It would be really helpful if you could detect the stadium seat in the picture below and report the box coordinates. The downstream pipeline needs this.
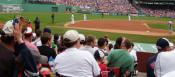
[101,71,109,77]
[107,67,120,77]
[39,64,52,77]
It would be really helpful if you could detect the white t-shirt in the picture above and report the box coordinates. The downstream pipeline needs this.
[130,49,137,61]
[79,45,96,55]
[155,50,175,77]
[163,71,175,77]
[32,38,42,46]
[54,48,100,77]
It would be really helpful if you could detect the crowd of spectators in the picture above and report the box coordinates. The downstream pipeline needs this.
[55,0,175,17]
[141,7,175,18]
[56,0,137,14]
[1,14,175,77]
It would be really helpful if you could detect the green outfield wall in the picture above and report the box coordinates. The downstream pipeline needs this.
[0,0,80,12]
[0,0,23,4]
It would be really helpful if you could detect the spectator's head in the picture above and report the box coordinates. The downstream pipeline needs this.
[114,37,132,50]
[85,35,96,48]
[63,30,80,48]
[97,37,108,49]
[79,34,85,45]
[156,38,171,52]
[94,50,105,63]
[114,37,123,49]
[41,32,52,47]
[43,27,51,34]
[23,27,33,42]
[108,44,113,51]
[35,29,42,38]
[1,20,15,45]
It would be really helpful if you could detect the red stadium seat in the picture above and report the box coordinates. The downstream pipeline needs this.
[101,71,109,77]
[107,67,120,77]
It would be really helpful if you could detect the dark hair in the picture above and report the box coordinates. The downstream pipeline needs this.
[63,38,78,48]
[123,39,132,49]
[114,37,123,49]
[54,34,59,45]
[114,37,132,49]
[80,40,85,45]
[85,35,96,46]
[108,44,113,51]
[41,33,52,45]
[156,38,170,51]
[43,28,51,34]
[94,50,102,61]
[36,30,42,37]
[98,38,107,47]
[1,35,14,44]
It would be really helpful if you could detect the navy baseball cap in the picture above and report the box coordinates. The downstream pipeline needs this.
[43,27,51,33]
[156,38,170,50]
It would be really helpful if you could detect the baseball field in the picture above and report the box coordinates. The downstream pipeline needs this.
[0,12,175,43]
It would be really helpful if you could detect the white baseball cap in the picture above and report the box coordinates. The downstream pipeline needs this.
[63,30,80,42]
[2,20,14,35]
[79,34,85,41]
[24,27,32,34]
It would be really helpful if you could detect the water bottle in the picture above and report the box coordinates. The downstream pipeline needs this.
[48,56,55,73]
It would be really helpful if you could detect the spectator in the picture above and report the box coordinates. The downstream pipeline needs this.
[97,37,108,56]
[147,38,172,77]
[54,30,100,77]
[43,27,52,34]
[107,37,134,77]
[34,17,40,32]
[0,42,15,77]
[108,43,114,52]
[94,49,107,72]
[23,27,48,64]
[32,29,42,46]
[79,33,86,47]
[155,38,175,77]
[0,20,38,77]
[80,35,96,55]
[38,32,56,59]
[129,43,137,62]
[114,36,123,49]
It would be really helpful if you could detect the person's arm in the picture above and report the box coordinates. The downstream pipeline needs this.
[92,58,101,77]
[107,51,113,67]
[16,43,38,76]
[88,52,101,77]
[14,23,38,76]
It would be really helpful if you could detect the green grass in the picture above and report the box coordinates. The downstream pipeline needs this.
[149,23,175,31]
[0,12,175,43]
